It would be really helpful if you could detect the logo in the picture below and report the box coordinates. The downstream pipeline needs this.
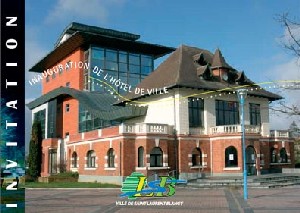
[120,172,187,199]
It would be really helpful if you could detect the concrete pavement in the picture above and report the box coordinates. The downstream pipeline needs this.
[25,185,300,213]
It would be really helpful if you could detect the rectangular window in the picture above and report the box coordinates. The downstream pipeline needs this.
[66,104,70,112]
[249,103,261,125]
[66,61,72,71]
[216,100,239,126]
[66,82,70,87]
[46,75,50,82]
[59,66,63,74]
[188,98,204,127]
[48,149,57,174]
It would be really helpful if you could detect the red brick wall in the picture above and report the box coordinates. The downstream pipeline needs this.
[178,138,210,174]
[62,97,79,138]
[42,48,84,94]
[40,138,59,177]
[48,130,296,178]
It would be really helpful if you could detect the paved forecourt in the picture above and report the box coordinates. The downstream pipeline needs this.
[25,186,300,213]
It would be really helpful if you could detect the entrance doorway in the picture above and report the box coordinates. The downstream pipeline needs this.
[246,146,257,176]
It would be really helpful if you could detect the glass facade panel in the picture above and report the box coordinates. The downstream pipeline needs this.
[89,46,153,94]
[128,77,139,86]
[129,64,140,74]
[92,48,104,60]
[119,63,128,72]
[106,50,117,61]
[141,66,152,75]
[141,55,152,66]
[119,52,127,63]
[106,61,118,71]
[78,104,119,133]
[129,54,140,65]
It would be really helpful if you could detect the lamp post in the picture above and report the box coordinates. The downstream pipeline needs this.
[237,89,248,200]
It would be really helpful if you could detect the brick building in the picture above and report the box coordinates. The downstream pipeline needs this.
[27,23,295,184]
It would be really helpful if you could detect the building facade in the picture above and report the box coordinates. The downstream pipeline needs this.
[27,23,295,184]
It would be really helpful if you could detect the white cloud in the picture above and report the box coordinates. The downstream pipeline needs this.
[264,58,300,129]
[45,0,126,24]
[25,26,47,100]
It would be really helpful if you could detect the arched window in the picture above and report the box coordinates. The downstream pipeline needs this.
[192,148,202,166]
[270,148,277,163]
[225,146,238,167]
[107,148,115,168]
[150,147,163,167]
[138,146,144,167]
[87,150,96,168]
[280,148,288,163]
[72,152,78,168]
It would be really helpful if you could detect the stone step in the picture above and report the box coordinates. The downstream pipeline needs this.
[187,182,300,189]
[187,175,300,189]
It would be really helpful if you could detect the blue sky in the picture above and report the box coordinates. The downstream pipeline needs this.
[25,0,300,134]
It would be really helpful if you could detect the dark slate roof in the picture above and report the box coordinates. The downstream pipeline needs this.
[118,45,282,103]
[211,48,232,69]
[27,87,147,121]
[55,22,140,47]
[30,23,175,73]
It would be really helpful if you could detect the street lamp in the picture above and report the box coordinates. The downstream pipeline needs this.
[237,89,248,200]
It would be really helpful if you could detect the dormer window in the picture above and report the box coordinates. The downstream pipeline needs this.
[222,72,228,81]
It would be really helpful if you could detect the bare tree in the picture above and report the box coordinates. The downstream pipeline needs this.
[270,14,300,117]
[271,100,300,116]
[277,13,300,58]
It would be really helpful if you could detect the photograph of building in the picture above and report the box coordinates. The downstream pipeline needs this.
[27,23,295,184]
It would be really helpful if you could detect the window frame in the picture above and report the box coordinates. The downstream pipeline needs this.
[150,147,163,167]
[72,152,78,168]
[216,100,239,126]
[138,146,144,167]
[249,103,261,126]
[188,98,204,127]
[225,146,238,167]
[191,148,202,166]
[280,148,288,163]
[87,150,96,168]
[107,148,115,168]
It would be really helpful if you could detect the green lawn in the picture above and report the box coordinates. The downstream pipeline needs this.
[23,182,121,188]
